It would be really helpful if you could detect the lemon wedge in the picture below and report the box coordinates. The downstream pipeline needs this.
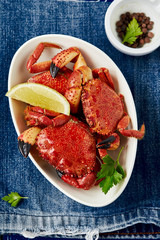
[6,83,70,115]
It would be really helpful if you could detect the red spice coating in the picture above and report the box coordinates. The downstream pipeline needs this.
[36,117,96,177]
[82,79,124,135]
[28,67,72,95]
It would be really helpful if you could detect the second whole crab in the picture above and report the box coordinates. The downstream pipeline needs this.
[18,42,145,191]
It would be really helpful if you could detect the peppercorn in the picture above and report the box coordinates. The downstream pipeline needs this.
[116,12,154,48]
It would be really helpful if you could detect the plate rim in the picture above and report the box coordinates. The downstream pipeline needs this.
[8,34,138,207]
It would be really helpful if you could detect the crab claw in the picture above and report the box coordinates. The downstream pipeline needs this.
[97,133,120,159]
[27,42,61,73]
[18,140,31,158]
[50,62,60,78]
[51,47,82,78]
[96,135,116,149]
[18,127,41,157]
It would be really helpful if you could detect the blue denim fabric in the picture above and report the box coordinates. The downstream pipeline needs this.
[3,224,160,239]
[0,0,160,239]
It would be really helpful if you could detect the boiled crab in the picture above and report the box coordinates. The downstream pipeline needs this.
[18,106,100,190]
[18,42,145,190]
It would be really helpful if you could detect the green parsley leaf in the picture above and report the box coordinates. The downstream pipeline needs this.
[113,170,123,185]
[100,176,114,194]
[116,163,126,178]
[97,155,115,180]
[97,147,126,194]
[122,18,143,45]
[2,192,28,207]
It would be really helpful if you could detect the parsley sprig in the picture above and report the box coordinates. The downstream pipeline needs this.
[122,18,143,45]
[2,192,28,207]
[97,147,126,194]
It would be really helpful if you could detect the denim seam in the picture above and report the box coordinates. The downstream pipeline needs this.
[99,217,160,234]
[101,232,160,236]
[0,207,160,217]
[1,208,160,232]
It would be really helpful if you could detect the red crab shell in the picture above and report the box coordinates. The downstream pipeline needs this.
[81,78,124,135]
[18,106,100,190]
[36,117,97,179]
[28,66,72,95]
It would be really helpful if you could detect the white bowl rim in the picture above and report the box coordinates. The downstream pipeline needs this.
[105,0,160,56]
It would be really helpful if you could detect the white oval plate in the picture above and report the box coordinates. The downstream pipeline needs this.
[8,34,138,207]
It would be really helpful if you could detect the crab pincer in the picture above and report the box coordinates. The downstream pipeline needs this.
[96,135,116,149]
[50,62,60,78]
[27,42,61,73]
[18,106,71,158]
[18,127,41,158]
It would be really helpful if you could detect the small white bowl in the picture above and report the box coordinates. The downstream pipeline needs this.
[105,0,160,56]
[8,34,138,207]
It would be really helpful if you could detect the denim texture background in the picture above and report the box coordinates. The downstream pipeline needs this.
[0,0,160,239]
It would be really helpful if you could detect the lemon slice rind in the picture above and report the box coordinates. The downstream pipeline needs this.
[6,83,70,116]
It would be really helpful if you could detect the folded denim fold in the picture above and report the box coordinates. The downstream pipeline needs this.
[1,208,160,238]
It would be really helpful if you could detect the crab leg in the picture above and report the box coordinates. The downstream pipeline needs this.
[51,47,92,113]
[52,114,71,127]
[92,68,115,90]
[25,106,71,128]
[27,42,61,73]
[26,106,60,117]
[117,115,145,139]
[24,106,60,127]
